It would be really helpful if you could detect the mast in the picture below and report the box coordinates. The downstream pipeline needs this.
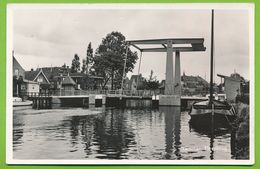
[209,9,214,105]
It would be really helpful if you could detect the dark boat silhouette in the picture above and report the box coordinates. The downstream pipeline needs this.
[189,10,237,129]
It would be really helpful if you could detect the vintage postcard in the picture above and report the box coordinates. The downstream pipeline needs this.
[6,3,254,165]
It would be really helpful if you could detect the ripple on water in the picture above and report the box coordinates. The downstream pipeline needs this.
[13,106,234,160]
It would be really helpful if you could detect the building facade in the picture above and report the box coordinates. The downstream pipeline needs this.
[13,56,40,97]
[217,73,246,102]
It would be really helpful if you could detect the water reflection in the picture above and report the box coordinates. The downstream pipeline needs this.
[62,109,136,159]
[189,117,232,160]
[13,104,234,160]
[160,107,181,159]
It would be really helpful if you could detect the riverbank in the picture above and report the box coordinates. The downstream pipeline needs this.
[233,102,249,159]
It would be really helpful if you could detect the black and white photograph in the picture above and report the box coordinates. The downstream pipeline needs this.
[7,4,254,165]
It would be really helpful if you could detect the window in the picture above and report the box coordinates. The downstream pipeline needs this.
[37,76,43,83]
[15,69,19,76]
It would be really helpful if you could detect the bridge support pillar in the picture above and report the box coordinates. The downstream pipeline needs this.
[159,95,181,106]
[165,40,174,95]
[174,51,181,96]
[160,41,181,106]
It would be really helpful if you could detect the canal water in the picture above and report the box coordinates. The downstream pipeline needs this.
[13,102,235,160]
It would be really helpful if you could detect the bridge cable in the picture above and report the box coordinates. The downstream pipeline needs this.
[136,51,143,90]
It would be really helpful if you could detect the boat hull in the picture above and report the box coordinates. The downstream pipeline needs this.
[190,111,235,129]
[189,100,236,129]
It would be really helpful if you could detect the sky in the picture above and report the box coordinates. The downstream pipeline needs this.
[11,5,252,83]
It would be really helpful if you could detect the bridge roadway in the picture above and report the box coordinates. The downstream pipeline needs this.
[24,90,208,109]
[25,90,208,101]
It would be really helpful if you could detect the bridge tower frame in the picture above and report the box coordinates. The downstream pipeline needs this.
[125,38,206,106]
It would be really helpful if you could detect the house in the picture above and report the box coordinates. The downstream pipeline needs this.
[61,75,76,91]
[13,57,25,96]
[217,73,246,102]
[159,73,209,96]
[13,56,25,79]
[25,68,50,92]
[181,73,209,96]
[21,80,40,94]
[127,74,145,90]
[66,72,103,90]
[25,66,103,92]
[13,56,40,96]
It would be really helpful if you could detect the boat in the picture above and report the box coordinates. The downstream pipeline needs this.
[190,99,236,128]
[189,10,237,129]
[206,93,227,102]
[13,97,33,107]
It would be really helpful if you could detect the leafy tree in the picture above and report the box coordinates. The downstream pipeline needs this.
[145,70,160,90]
[91,31,138,89]
[71,54,80,73]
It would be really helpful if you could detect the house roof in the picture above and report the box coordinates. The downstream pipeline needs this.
[159,75,208,89]
[25,70,40,81]
[23,79,39,84]
[26,67,70,82]
[217,74,242,82]
[62,75,76,86]
[25,69,50,84]
[41,67,67,80]
[13,57,25,73]
[26,66,103,83]
[34,69,50,83]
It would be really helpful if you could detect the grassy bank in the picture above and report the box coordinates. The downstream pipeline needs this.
[232,102,249,159]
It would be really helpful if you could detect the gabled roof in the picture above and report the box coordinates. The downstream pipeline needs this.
[25,69,50,84]
[217,74,241,82]
[41,67,67,80]
[26,66,103,83]
[34,69,50,84]
[62,75,76,86]
[13,57,25,72]
[25,70,40,81]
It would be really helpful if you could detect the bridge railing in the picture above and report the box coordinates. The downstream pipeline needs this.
[20,92,51,98]
[22,89,161,97]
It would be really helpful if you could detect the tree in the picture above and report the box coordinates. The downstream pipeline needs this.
[82,42,94,74]
[91,31,138,89]
[62,63,67,68]
[86,42,94,74]
[145,70,160,90]
[81,59,86,73]
[71,54,80,73]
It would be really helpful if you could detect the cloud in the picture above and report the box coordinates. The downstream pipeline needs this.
[12,6,251,82]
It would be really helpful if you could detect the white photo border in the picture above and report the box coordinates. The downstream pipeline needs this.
[6,3,255,165]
